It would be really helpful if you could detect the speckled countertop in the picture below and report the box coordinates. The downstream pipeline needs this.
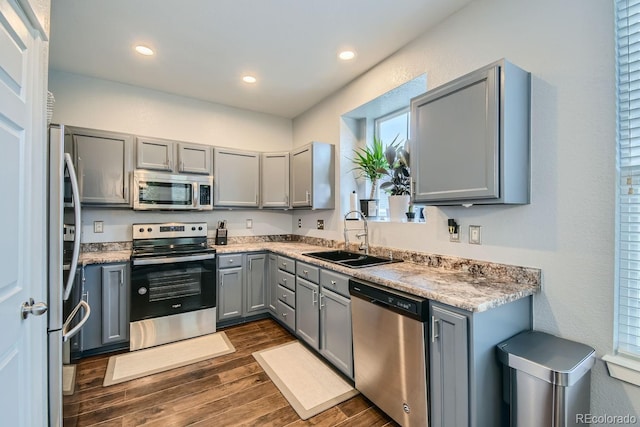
[79,239,541,313]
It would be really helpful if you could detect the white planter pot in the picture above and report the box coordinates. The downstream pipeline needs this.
[388,195,410,222]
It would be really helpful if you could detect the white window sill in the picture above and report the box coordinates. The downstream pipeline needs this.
[602,354,640,387]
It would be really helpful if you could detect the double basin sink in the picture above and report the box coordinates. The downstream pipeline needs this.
[303,250,402,269]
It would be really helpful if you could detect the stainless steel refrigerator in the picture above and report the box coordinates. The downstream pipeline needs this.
[48,124,91,426]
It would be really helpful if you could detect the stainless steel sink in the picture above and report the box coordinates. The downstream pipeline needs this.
[303,250,402,268]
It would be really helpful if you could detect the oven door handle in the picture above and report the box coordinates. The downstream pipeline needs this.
[132,253,217,266]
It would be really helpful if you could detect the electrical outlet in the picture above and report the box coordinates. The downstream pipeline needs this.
[93,221,104,233]
[469,225,482,244]
[317,219,324,230]
[246,219,253,229]
[298,218,302,228]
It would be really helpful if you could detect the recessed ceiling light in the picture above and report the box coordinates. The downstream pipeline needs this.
[242,75,257,84]
[135,45,154,56]
[338,50,356,61]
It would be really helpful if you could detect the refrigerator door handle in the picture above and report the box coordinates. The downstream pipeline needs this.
[62,300,91,342]
[63,153,82,301]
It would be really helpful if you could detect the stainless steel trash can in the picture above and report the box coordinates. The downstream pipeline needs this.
[497,331,596,427]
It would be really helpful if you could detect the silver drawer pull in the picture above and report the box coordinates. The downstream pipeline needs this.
[228,259,234,263]
[331,280,337,285]
[282,262,287,267]
[282,294,287,299]
[282,312,287,318]
[303,270,309,275]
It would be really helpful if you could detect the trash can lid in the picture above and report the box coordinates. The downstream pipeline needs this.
[496,330,596,387]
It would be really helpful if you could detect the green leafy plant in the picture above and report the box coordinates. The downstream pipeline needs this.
[380,136,411,196]
[350,136,390,199]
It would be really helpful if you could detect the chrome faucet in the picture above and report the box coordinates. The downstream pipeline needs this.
[344,210,369,254]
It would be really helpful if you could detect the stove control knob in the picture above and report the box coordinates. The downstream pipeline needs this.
[198,226,203,231]
[139,227,144,233]
[192,226,196,231]
[138,287,147,295]
[147,227,152,232]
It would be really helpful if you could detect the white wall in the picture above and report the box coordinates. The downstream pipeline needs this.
[49,70,295,242]
[293,0,639,418]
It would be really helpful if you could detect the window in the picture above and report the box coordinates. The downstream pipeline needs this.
[374,108,410,218]
[607,0,640,385]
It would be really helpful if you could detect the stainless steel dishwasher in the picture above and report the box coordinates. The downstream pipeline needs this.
[349,279,430,426]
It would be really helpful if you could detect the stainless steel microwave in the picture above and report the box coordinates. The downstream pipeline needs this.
[132,170,213,210]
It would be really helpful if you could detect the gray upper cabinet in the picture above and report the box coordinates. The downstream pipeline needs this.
[178,142,212,174]
[136,136,174,171]
[410,59,530,205]
[261,152,290,208]
[136,136,212,175]
[69,126,134,205]
[290,142,335,209]
[214,148,260,207]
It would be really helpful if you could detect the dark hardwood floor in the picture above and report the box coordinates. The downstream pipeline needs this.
[63,318,399,426]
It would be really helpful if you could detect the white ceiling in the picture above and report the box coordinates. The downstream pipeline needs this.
[49,0,472,119]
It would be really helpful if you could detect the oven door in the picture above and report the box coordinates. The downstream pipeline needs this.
[130,254,216,322]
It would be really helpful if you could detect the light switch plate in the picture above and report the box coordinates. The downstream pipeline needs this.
[469,225,481,244]
[246,219,253,229]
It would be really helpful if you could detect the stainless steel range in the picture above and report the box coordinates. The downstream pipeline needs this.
[130,222,216,351]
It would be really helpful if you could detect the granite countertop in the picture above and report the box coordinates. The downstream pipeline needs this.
[80,241,540,313]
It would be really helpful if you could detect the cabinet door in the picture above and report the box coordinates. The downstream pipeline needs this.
[78,265,102,352]
[218,267,243,320]
[295,278,319,350]
[245,253,267,314]
[268,254,278,313]
[320,288,353,378]
[214,148,260,207]
[73,128,134,205]
[178,142,212,175]
[261,152,290,208]
[290,145,312,207]
[101,264,129,345]
[430,302,469,427]
[136,136,174,171]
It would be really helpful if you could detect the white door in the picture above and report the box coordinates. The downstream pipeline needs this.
[0,0,50,426]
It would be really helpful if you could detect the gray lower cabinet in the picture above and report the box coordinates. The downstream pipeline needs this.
[295,263,353,378]
[73,263,129,353]
[429,297,532,427]
[274,256,296,331]
[68,126,134,205]
[268,254,279,314]
[245,253,267,314]
[217,252,268,322]
[217,254,243,321]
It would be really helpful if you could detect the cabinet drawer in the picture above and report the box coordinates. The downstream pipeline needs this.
[278,256,295,274]
[277,284,295,308]
[320,269,350,298]
[296,261,319,284]
[218,254,243,268]
[278,270,295,291]
[276,300,295,331]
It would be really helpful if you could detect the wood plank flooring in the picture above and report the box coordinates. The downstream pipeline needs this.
[63,318,399,427]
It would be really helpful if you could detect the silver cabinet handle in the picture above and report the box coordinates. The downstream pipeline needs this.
[431,316,440,343]
[21,298,48,319]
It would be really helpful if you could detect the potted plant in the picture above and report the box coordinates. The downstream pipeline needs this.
[380,137,411,221]
[350,136,390,217]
